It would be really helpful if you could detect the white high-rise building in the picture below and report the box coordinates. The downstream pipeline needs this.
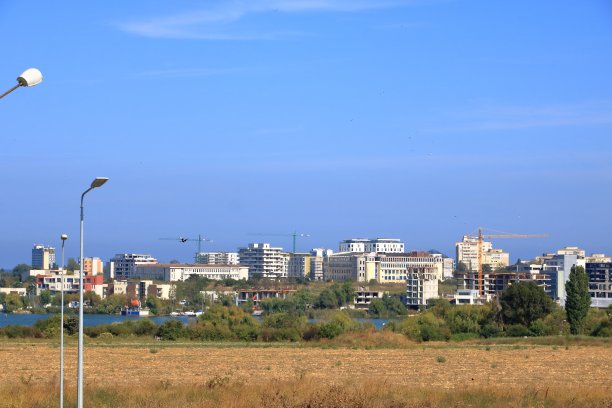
[339,238,404,253]
[238,243,288,279]
[108,253,158,280]
[32,245,55,270]
[195,252,239,265]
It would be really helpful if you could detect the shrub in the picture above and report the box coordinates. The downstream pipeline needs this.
[504,324,532,337]
[480,323,501,338]
[0,325,43,339]
[157,319,188,341]
[393,313,450,342]
[319,321,344,339]
[261,327,302,342]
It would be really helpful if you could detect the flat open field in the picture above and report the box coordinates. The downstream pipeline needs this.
[1,339,610,407]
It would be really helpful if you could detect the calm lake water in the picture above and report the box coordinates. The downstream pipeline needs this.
[0,314,389,330]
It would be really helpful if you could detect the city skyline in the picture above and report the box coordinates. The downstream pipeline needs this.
[2,1,612,267]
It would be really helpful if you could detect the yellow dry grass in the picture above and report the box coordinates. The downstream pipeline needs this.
[0,340,610,407]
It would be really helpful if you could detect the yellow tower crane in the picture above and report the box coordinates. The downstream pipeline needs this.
[465,227,548,295]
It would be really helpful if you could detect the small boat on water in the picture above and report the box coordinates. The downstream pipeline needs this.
[121,299,150,316]
[121,308,150,316]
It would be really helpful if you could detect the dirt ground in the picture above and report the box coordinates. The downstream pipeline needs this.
[1,341,610,391]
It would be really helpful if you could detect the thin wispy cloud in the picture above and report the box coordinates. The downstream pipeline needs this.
[424,101,612,133]
[117,0,431,40]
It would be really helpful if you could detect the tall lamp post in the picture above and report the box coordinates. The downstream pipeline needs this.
[60,233,68,408]
[0,68,43,100]
[78,177,109,408]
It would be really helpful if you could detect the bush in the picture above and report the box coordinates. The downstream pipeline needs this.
[479,323,501,338]
[392,313,450,342]
[189,305,261,341]
[0,325,43,339]
[504,324,532,337]
[591,317,612,337]
[319,321,344,339]
[261,327,302,342]
[157,319,188,341]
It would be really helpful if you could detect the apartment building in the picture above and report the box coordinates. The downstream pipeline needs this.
[108,253,158,280]
[83,257,103,276]
[195,252,239,265]
[105,280,174,301]
[35,272,105,298]
[455,236,509,272]
[287,252,311,278]
[339,238,405,253]
[237,243,289,279]
[32,245,55,270]
[586,262,612,308]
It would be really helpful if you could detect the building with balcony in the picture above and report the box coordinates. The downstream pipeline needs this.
[108,253,158,280]
[339,238,405,253]
[237,243,289,279]
[586,262,612,308]
[195,252,239,265]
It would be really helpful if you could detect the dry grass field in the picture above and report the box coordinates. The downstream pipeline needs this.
[0,336,610,407]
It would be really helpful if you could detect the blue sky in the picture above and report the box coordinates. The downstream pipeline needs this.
[1,1,612,267]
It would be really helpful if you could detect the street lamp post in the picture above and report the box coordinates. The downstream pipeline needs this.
[77,177,109,408]
[0,68,43,100]
[59,233,68,408]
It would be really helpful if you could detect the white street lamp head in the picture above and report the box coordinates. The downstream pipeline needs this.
[90,177,109,188]
[61,234,68,241]
[17,68,43,87]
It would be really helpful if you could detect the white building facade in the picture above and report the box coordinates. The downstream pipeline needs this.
[133,264,248,282]
[195,252,239,265]
[237,243,288,278]
[339,238,405,253]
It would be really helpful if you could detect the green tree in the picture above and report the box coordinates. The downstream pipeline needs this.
[12,264,31,274]
[565,265,591,335]
[3,292,24,312]
[316,288,338,309]
[39,290,52,306]
[84,291,102,308]
[66,258,80,272]
[96,294,128,314]
[499,281,554,327]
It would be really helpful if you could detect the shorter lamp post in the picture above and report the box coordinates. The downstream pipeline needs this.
[0,68,43,100]
[60,233,68,408]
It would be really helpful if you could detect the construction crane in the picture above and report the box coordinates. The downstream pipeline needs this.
[159,234,213,262]
[247,231,310,253]
[465,227,548,295]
